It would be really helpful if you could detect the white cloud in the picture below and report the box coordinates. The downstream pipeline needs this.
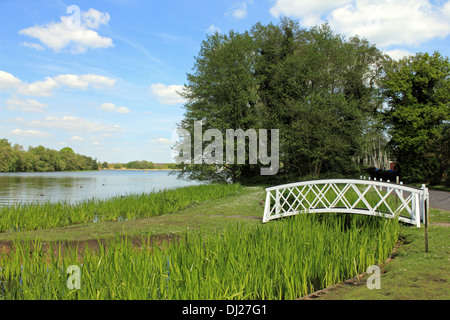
[70,135,84,141]
[11,129,51,137]
[207,25,221,34]
[0,71,22,91]
[270,0,351,18]
[18,9,113,54]
[150,83,186,105]
[80,74,116,88]
[2,117,26,123]
[82,8,110,29]
[53,74,89,89]
[227,2,248,19]
[384,49,414,61]
[269,0,450,48]
[103,133,115,138]
[329,0,450,47]
[5,96,48,112]
[53,74,115,90]
[149,138,172,144]
[100,102,130,114]
[0,71,115,97]
[21,42,45,50]
[29,116,125,134]
[17,76,59,97]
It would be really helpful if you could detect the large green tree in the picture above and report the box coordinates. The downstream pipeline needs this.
[175,19,386,183]
[253,21,385,179]
[382,52,450,182]
[175,30,260,183]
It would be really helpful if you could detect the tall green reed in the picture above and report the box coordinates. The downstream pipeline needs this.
[1,212,399,300]
[0,184,241,233]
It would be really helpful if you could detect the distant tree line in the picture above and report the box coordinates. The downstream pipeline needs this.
[174,18,450,185]
[0,139,99,172]
[104,161,177,170]
[125,160,155,169]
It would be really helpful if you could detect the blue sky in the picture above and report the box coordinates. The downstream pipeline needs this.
[1,0,449,163]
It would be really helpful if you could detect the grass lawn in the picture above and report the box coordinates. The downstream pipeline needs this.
[0,185,448,300]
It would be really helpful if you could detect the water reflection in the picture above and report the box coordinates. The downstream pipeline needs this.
[0,170,198,207]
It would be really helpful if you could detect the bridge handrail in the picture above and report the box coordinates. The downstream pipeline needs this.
[266,178,423,193]
[263,178,428,227]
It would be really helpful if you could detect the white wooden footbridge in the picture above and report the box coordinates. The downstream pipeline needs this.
[263,179,429,227]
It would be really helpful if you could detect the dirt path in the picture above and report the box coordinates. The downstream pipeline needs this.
[0,234,180,258]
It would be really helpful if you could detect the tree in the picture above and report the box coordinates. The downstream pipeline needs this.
[175,29,259,183]
[0,140,100,172]
[253,22,385,179]
[174,19,386,184]
[382,52,450,182]
[0,139,17,172]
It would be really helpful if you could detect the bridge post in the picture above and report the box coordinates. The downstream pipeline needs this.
[413,193,421,227]
[275,189,281,216]
[263,191,271,223]
[422,184,429,253]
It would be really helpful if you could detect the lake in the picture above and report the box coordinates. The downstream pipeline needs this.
[0,170,200,207]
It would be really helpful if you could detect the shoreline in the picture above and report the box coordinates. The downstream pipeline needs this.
[0,168,181,173]
[101,168,180,171]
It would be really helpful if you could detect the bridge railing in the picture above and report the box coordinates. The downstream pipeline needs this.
[263,179,428,227]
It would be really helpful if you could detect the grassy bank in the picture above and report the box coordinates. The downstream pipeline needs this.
[0,183,242,233]
[1,213,399,299]
[0,185,448,300]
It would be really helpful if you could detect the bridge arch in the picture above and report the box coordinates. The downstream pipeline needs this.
[263,179,428,227]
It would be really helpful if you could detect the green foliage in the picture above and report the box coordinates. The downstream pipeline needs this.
[0,183,241,233]
[254,22,385,178]
[382,52,450,183]
[113,163,123,169]
[0,139,99,172]
[125,160,155,169]
[429,123,450,185]
[177,29,259,183]
[176,19,387,183]
[163,163,177,169]
[0,213,399,299]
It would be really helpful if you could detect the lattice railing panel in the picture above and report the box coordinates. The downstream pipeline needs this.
[263,179,428,227]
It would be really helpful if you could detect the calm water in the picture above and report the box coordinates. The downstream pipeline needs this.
[0,170,200,207]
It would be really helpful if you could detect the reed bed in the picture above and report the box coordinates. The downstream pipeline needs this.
[0,213,399,300]
[0,184,242,233]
